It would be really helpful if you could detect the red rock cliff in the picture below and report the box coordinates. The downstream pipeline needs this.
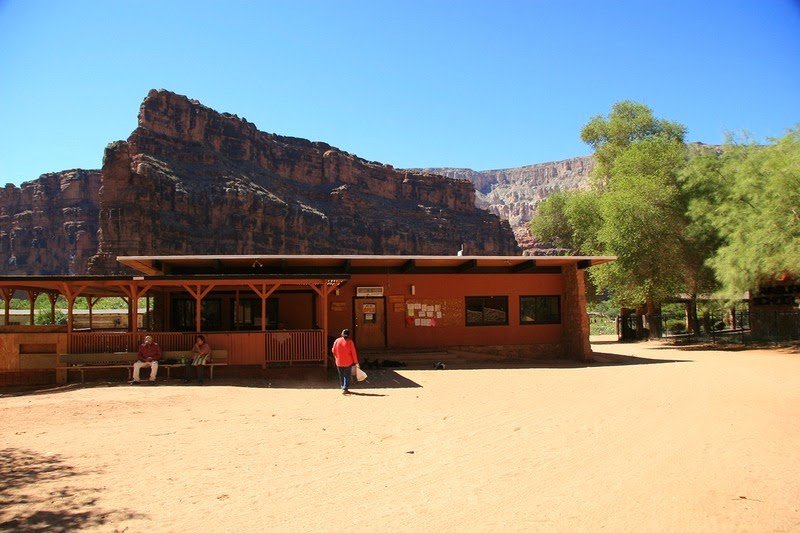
[88,90,519,272]
[0,170,100,274]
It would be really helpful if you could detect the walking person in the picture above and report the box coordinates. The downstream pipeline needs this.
[184,334,211,385]
[332,329,359,395]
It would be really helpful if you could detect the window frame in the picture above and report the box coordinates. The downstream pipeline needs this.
[234,298,279,330]
[465,295,509,327]
[519,295,561,325]
[170,298,224,331]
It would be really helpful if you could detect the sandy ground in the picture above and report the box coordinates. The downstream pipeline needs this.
[2,339,799,532]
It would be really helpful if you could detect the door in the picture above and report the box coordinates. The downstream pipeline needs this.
[354,298,386,349]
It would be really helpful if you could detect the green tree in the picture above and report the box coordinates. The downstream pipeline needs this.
[529,190,601,254]
[581,100,686,190]
[702,128,800,296]
[590,136,688,319]
[532,101,697,337]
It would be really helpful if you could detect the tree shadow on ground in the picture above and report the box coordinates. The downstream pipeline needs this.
[627,338,799,353]
[0,448,144,531]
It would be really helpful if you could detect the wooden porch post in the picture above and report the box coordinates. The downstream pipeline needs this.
[247,283,279,332]
[1,288,12,326]
[322,286,330,368]
[180,284,214,333]
[88,296,98,331]
[130,284,139,334]
[48,292,58,325]
[59,284,86,335]
[311,282,338,368]
[195,291,201,333]
[28,290,40,326]
[234,289,240,330]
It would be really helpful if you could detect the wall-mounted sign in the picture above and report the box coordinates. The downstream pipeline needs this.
[356,286,384,297]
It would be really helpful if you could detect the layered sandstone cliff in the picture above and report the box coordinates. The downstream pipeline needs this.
[85,90,518,273]
[422,156,594,253]
[0,170,100,275]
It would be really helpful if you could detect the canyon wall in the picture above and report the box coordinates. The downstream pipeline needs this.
[422,156,594,253]
[88,90,518,273]
[0,170,100,275]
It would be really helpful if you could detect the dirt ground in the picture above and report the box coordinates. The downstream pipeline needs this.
[2,339,799,532]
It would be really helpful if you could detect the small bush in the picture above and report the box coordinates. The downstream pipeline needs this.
[669,323,686,334]
[35,309,67,325]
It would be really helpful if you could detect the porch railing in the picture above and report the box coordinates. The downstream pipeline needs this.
[68,330,326,364]
[67,332,194,353]
[265,330,325,362]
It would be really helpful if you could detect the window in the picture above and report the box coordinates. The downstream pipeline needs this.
[171,299,223,331]
[466,296,508,326]
[234,298,279,330]
[520,296,561,325]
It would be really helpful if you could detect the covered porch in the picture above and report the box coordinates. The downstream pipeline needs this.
[0,275,346,372]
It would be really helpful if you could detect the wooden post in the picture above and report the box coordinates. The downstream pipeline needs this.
[180,284,214,333]
[131,285,139,333]
[247,283,279,332]
[48,292,58,325]
[260,292,266,332]
[234,289,240,330]
[88,296,98,331]
[28,290,40,326]
[59,283,86,335]
[67,296,74,333]
[1,288,12,326]
[311,282,337,368]
[322,285,330,368]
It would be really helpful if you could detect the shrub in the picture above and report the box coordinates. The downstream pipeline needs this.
[35,309,67,325]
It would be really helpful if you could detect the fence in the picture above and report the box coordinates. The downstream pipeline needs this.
[619,307,800,343]
[67,330,326,363]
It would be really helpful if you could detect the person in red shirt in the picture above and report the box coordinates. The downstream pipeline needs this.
[331,329,359,394]
[132,335,162,383]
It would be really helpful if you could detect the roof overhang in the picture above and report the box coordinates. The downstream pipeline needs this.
[117,254,616,276]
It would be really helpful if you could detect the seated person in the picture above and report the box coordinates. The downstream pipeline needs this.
[132,335,161,383]
[184,334,211,384]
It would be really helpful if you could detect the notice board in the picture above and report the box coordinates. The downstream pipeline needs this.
[404,298,464,327]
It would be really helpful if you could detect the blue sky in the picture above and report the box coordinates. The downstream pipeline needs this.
[1,0,798,184]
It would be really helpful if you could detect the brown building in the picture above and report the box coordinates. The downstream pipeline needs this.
[0,254,613,384]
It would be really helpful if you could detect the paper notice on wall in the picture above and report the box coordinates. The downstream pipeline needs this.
[407,305,415,317]
[426,311,433,318]
[436,311,442,318]
[435,304,441,312]
[414,318,421,326]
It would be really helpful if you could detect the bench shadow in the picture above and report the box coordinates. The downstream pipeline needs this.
[0,448,145,531]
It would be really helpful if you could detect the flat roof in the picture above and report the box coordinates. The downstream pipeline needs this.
[117,254,616,276]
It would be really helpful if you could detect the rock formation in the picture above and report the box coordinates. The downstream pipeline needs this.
[421,156,594,253]
[87,90,518,273]
[0,170,100,275]
[0,90,521,275]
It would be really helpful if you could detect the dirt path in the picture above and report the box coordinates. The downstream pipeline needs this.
[2,341,799,531]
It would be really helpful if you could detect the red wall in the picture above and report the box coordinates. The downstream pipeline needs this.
[328,273,564,349]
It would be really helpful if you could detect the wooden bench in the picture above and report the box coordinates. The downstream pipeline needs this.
[59,350,228,382]
[162,350,228,380]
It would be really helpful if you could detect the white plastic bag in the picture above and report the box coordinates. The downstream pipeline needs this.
[355,366,367,382]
